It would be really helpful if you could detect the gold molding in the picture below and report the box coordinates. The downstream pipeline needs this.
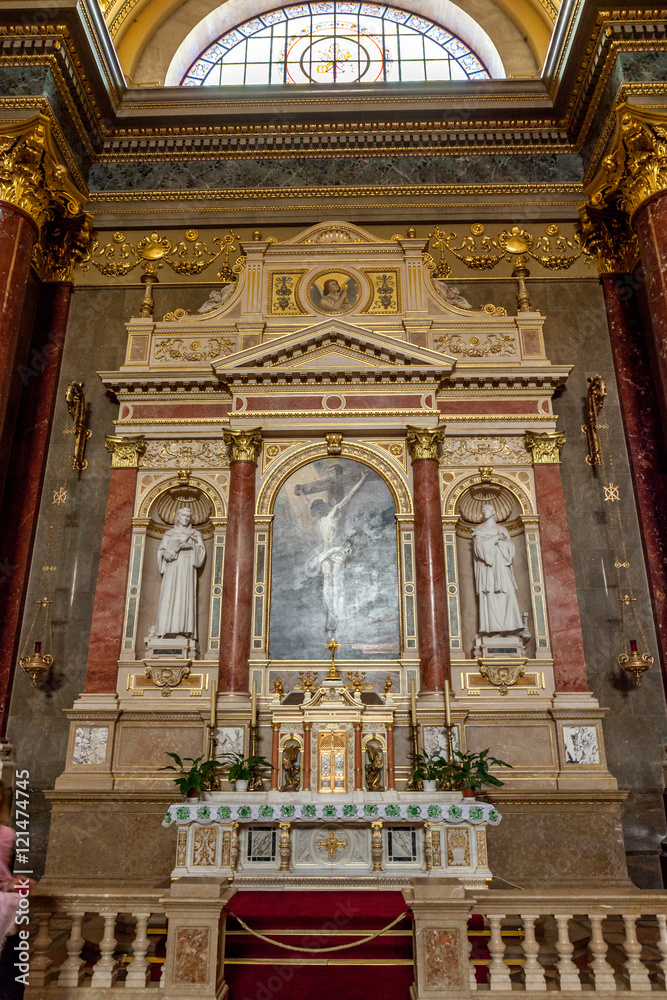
[0,114,87,231]
[524,430,565,464]
[577,205,639,276]
[586,103,667,221]
[223,427,262,465]
[406,426,445,463]
[105,434,147,468]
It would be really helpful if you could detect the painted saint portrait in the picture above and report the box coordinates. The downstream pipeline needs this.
[269,458,400,660]
[308,272,360,314]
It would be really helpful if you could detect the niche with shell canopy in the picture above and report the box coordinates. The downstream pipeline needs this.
[136,479,215,660]
[454,479,535,659]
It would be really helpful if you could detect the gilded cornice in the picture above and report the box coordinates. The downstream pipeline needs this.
[577,204,639,276]
[586,103,667,220]
[0,114,87,230]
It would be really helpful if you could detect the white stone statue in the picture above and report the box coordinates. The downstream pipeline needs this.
[472,502,523,635]
[153,507,206,639]
[197,283,235,314]
[435,280,473,309]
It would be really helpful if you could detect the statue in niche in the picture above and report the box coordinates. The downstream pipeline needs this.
[365,740,384,792]
[472,502,526,651]
[296,467,370,633]
[152,507,206,640]
[281,739,301,792]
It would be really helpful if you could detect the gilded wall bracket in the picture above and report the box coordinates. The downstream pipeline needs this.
[65,381,92,472]
[582,375,606,467]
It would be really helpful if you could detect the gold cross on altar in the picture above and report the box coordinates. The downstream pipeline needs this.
[317,829,347,860]
[325,638,341,681]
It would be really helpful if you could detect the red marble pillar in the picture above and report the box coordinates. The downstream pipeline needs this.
[84,462,139,693]
[408,428,450,694]
[386,722,395,790]
[271,724,280,791]
[600,272,667,684]
[354,723,363,791]
[0,203,38,460]
[632,195,667,434]
[531,454,589,692]
[302,723,312,791]
[218,429,261,695]
[0,281,72,734]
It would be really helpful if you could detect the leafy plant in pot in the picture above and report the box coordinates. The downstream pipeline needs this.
[444,749,512,797]
[409,748,450,792]
[220,751,274,791]
[159,753,220,802]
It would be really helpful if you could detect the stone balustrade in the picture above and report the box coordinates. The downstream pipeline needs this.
[23,883,667,996]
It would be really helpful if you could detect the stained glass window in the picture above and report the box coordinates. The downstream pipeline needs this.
[182,2,489,86]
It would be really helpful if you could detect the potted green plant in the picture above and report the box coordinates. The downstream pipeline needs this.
[444,749,513,797]
[409,748,450,792]
[220,751,274,791]
[159,753,220,802]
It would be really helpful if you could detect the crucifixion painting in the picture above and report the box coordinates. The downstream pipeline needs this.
[270,458,400,659]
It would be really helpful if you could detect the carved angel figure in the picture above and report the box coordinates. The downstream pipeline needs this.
[197,282,236,314]
[365,740,384,791]
[435,280,473,310]
[281,739,301,792]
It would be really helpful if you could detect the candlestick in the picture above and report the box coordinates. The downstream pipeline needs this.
[444,679,452,727]
[210,679,216,727]
[251,679,257,727]
[410,678,417,727]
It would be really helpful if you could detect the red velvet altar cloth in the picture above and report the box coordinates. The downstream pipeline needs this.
[225,891,414,1000]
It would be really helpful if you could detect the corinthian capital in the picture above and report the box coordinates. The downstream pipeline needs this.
[406,425,445,462]
[223,427,262,465]
[33,212,93,282]
[0,114,87,232]
[105,435,146,469]
[586,103,667,221]
[578,205,639,276]
[524,430,565,464]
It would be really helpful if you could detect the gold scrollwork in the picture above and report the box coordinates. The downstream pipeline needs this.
[78,228,243,279]
[105,434,147,469]
[429,223,586,272]
[524,430,566,464]
[223,427,262,465]
[406,425,445,462]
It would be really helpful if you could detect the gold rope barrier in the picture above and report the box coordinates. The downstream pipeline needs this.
[231,911,409,953]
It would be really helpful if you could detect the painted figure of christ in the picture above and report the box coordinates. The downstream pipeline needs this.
[296,468,370,633]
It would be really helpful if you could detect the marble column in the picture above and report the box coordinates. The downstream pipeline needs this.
[0,280,72,733]
[302,722,312,791]
[407,426,449,694]
[218,429,261,696]
[525,432,589,692]
[83,437,145,694]
[580,205,667,683]
[632,195,667,432]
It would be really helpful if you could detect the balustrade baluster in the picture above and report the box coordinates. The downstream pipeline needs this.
[622,914,651,991]
[656,914,667,985]
[520,914,546,990]
[589,913,616,991]
[125,911,152,987]
[91,909,119,987]
[59,908,86,987]
[554,914,581,990]
[488,914,512,991]
[29,910,53,988]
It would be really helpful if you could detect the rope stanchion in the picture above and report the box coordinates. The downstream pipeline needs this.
[231,910,409,953]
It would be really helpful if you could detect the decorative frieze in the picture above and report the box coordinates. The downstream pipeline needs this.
[439,436,530,466]
[140,440,230,469]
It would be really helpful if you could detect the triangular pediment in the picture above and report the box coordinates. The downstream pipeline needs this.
[212,320,456,376]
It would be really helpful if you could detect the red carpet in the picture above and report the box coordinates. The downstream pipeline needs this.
[224,891,414,1000]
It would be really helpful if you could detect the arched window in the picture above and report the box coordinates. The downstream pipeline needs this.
[182,2,490,86]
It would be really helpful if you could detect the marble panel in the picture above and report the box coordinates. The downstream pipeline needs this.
[423,928,463,990]
[214,725,245,758]
[464,723,555,768]
[423,725,459,757]
[72,726,109,765]
[114,723,203,768]
[192,826,217,867]
[173,928,209,985]
[563,725,600,764]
